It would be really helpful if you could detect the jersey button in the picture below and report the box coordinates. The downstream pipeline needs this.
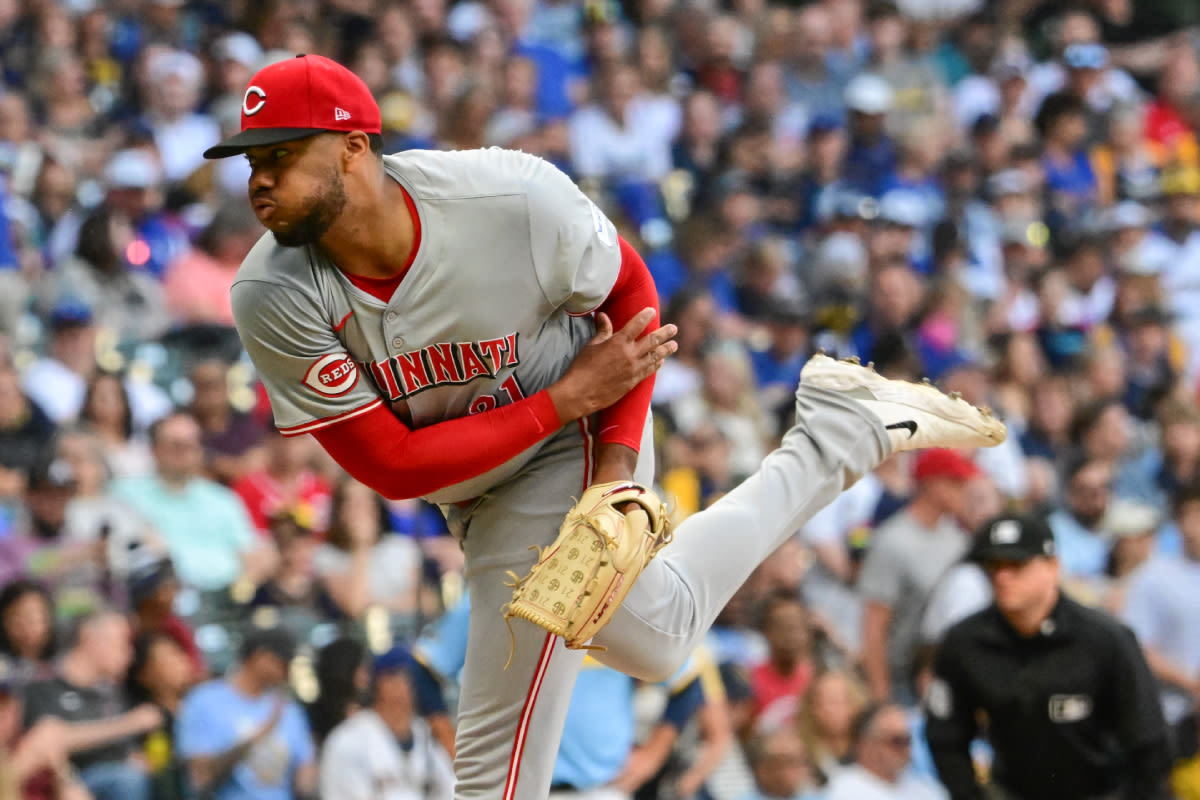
[385,311,398,323]
[391,336,405,349]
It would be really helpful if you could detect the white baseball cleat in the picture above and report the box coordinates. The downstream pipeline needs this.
[800,354,1008,452]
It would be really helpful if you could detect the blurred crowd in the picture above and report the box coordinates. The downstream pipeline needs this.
[1,0,1200,798]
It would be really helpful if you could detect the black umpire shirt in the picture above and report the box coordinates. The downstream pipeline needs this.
[924,594,1172,800]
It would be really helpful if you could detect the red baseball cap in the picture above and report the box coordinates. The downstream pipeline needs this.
[912,449,982,483]
[203,54,382,160]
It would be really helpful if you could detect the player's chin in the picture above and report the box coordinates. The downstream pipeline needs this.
[271,223,320,249]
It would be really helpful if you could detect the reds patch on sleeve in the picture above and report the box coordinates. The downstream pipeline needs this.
[303,353,360,397]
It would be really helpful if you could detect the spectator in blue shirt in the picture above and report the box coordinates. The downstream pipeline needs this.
[1037,91,1098,227]
[842,74,897,198]
[750,300,811,418]
[100,149,190,280]
[1049,455,1114,585]
[111,412,268,593]
[175,627,316,800]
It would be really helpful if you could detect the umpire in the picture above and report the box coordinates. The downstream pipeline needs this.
[924,511,1172,800]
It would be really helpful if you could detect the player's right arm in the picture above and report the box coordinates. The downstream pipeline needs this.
[231,280,675,500]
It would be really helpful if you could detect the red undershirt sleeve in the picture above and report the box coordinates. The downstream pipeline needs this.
[592,236,660,452]
[311,391,563,500]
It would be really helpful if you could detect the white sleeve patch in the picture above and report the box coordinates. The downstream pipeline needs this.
[589,199,615,247]
[303,353,360,397]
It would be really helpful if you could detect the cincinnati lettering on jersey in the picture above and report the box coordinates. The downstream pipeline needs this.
[368,332,520,399]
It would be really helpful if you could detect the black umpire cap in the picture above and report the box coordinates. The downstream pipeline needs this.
[969,512,1057,563]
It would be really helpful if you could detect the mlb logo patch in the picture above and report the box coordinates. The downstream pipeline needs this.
[1048,694,1092,723]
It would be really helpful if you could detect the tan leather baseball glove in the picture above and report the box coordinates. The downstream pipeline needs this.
[502,481,672,655]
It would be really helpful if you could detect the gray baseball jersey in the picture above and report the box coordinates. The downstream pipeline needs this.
[231,147,622,505]
[231,146,895,800]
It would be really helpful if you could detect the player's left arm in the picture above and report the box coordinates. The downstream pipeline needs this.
[524,154,660,485]
[591,237,659,484]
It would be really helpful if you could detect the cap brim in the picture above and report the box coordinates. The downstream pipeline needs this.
[203,128,329,159]
[970,544,1039,563]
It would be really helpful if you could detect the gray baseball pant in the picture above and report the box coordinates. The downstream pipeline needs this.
[448,386,890,799]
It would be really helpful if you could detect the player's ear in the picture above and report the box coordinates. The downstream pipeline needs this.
[341,131,372,169]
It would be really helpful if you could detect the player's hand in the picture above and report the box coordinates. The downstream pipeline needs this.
[548,308,677,422]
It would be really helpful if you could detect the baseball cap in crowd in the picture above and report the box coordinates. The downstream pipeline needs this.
[374,645,416,675]
[821,189,878,223]
[969,512,1057,563]
[913,448,981,483]
[810,231,869,294]
[48,299,94,330]
[942,147,974,172]
[1063,42,1108,71]
[970,112,1001,139]
[27,457,77,492]
[844,73,894,115]
[127,557,177,608]
[1000,219,1048,248]
[148,49,204,87]
[1105,500,1161,539]
[239,626,298,664]
[105,149,164,190]
[990,53,1030,82]
[1126,304,1175,328]
[215,32,264,71]
[762,297,810,326]
[204,54,383,160]
[878,189,928,229]
[808,112,843,135]
[986,169,1031,199]
[930,350,987,383]
[1103,200,1151,232]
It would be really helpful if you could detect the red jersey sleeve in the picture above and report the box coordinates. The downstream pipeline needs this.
[311,391,562,500]
[591,236,660,452]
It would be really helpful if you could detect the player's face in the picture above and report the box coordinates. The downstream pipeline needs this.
[244,136,348,248]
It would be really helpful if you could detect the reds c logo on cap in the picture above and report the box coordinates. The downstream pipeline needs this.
[242,86,267,116]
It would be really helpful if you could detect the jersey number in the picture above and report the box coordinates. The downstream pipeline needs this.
[469,375,527,415]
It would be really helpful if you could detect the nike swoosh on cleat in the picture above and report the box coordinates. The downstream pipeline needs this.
[885,420,918,438]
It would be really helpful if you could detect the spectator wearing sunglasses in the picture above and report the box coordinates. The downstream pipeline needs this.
[824,702,945,800]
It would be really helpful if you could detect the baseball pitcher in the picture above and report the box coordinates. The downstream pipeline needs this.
[206,54,1007,799]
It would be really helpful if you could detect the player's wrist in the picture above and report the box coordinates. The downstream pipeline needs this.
[593,443,638,485]
[546,380,592,423]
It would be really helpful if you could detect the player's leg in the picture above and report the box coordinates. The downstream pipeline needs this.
[593,357,1005,680]
[452,432,594,800]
